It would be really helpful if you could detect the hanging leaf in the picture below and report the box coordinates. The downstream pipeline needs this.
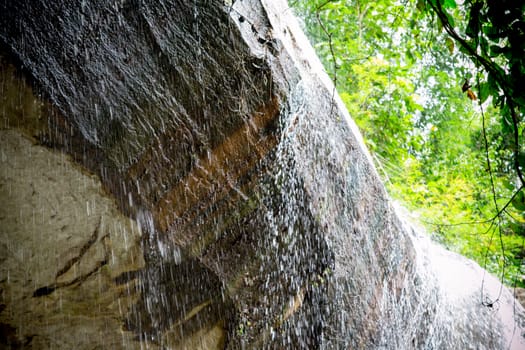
[406,49,415,63]
[479,36,489,55]
[478,82,491,103]
[443,0,456,9]
[502,179,515,191]
[461,79,471,93]
[416,0,426,12]
[466,89,477,100]
[511,190,525,211]
[445,37,454,54]
[465,4,481,38]
[500,105,513,134]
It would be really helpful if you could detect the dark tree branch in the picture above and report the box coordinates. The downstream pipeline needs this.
[428,0,524,190]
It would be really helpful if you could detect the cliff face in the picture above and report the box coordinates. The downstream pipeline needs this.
[2,1,521,349]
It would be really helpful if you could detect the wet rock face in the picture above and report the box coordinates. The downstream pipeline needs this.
[5,0,524,348]
[0,129,145,348]
[1,0,419,349]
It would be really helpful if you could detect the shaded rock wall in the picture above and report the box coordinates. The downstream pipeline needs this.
[0,0,507,349]
[0,0,418,348]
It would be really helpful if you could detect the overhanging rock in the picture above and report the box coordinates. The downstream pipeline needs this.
[3,1,520,349]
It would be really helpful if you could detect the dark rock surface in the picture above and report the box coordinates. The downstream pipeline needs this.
[1,0,523,349]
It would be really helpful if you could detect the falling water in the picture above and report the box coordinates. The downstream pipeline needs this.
[1,0,524,349]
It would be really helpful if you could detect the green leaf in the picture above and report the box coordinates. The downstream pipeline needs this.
[489,45,505,57]
[502,179,515,191]
[487,72,500,93]
[482,25,503,40]
[445,11,455,28]
[515,95,525,107]
[511,190,525,211]
[445,37,454,54]
[477,82,492,103]
[406,49,415,63]
[500,105,513,133]
[479,36,489,55]
[465,6,480,38]
[443,0,456,9]
[416,0,426,12]
[517,152,525,168]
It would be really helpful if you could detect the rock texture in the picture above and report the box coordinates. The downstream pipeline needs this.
[0,1,412,347]
[0,128,145,348]
[1,0,524,349]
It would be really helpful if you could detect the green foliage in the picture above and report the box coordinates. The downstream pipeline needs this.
[292,0,525,287]
[422,0,525,186]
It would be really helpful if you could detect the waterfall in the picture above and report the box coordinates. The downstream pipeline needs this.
[0,0,524,349]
